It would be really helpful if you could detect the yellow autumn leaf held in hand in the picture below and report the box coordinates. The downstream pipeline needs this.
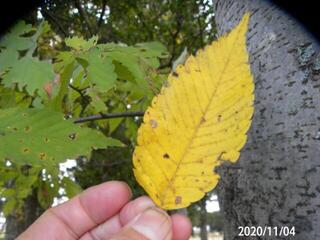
[133,13,254,210]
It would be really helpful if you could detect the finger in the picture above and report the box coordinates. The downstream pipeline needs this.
[111,207,172,240]
[171,214,192,240]
[18,181,132,240]
[80,215,122,240]
[119,196,155,225]
[83,196,155,240]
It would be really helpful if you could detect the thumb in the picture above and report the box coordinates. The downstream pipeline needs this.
[111,207,172,240]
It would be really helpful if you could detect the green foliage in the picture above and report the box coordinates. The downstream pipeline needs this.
[0,165,40,216]
[0,19,168,219]
[86,49,117,92]
[0,49,19,74]
[0,21,34,51]
[62,177,82,198]
[36,0,215,64]
[2,56,55,97]
[0,107,122,166]
[65,36,98,51]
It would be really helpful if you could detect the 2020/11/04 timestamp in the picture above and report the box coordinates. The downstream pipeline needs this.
[238,226,295,237]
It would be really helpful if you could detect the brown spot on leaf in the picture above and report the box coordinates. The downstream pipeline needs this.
[217,115,222,122]
[172,72,179,77]
[44,137,49,143]
[23,148,30,153]
[200,117,206,124]
[24,126,31,132]
[163,153,170,159]
[175,196,182,205]
[69,133,76,140]
[39,152,46,160]
[149,119,158,128]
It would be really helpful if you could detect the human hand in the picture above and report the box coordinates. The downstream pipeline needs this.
[17,181,192,240]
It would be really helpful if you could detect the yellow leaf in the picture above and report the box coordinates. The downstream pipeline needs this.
[133,13,254,210]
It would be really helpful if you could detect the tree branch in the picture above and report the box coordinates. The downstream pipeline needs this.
[41,9,68,37]
[98,0,107,28]
[74,111,144,124]
[68,84,89,98]
[74,0,96,35]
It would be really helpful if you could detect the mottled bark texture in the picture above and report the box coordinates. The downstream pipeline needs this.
[214,0,320,239]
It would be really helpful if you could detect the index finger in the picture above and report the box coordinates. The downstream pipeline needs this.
[18,181,132,240]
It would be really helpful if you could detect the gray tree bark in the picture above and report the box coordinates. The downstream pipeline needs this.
[214,0,320,239]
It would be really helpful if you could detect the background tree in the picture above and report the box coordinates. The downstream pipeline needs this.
[28,0,216,67]
[215,0,320,239]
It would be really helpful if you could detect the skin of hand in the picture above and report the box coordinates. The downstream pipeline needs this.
[17,181,192,240]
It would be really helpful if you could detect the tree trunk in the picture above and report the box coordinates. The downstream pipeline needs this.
[214,0,320,239]
[200,197,208,240]
[5,189,44,240]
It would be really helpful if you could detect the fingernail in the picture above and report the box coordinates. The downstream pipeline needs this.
[131,208,172,240]
[136,196,155,209]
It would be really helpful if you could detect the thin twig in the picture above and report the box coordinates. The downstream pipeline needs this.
[74,111,144,124]
[68,84,89,97]
[98,0,107,28]
[74,0,97,35]
[41,9,68,37]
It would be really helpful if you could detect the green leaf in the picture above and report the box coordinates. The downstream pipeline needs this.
[0,21,34,50]
[1,189,15,198]
[108,51,148,90]
[54,51,76,73]
[26,21,52,56]
[87,49,117,92]
[0,107,123,166]
[0,48,19,74]
[87,87,107,112]
[47,62,75,111]
[0,167,18,183]
[37,179,59,209]
[2,56,55,97]
[3,198,17,216]
[136,41,168,56]
[15,174,38,199]
[65,36,98,51]
[108,104,126,133]
[62,177,82,198]
[113,60,135,82]
[0,87,16,108]
[136,41,169,67]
